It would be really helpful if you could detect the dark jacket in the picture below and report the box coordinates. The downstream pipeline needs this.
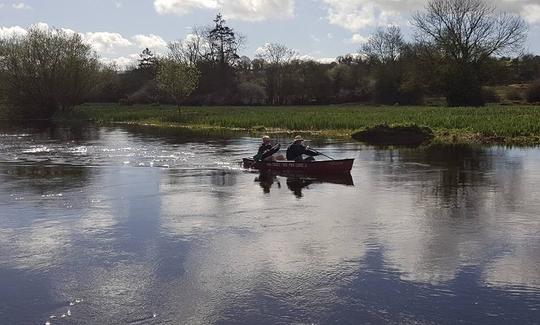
[257,143,273,156]
[286,143,319,161]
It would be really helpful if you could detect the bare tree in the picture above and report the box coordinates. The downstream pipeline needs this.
[168,26,209,65]
[255,43,297,65]
[255,43,298,104]
[413,0,526,63]
[362,26,405,64]
[412,0,527,106]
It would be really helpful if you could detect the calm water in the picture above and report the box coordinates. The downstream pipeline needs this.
[0,123,539,325]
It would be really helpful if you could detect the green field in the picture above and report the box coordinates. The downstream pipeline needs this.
[69,104,540,145]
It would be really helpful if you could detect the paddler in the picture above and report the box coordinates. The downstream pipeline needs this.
[286,135,320,162]
[254,135,281,161]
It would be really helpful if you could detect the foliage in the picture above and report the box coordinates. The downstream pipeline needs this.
[155,58,200,106]
[526,82,540,103]
[0,27,100,118]
[482,87,500,103]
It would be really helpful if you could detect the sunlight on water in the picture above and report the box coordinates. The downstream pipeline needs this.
[0,124,538,324]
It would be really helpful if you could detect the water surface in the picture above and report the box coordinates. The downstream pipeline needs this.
[0,123,539,324]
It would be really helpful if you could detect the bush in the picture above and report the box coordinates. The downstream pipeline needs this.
[128,80,160,104]
[238,82,266,105]
[482,87,501,103]
[506,88,523,101]
[526,82,540,103]
[118,97,134,106]
[399,81,424,105]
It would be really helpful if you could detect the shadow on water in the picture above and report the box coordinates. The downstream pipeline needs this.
[255,171,354,198]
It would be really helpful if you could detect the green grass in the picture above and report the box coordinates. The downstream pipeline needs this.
[67,104,540,145]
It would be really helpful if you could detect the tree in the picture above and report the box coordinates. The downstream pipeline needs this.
[362,26,405,64]
[206,14,244,67]
[168,26,209,65]
[362,26,409,104]
[138,48,157,70]
[0,27,100,118]
[156,58,200,107]
[256,43,298,104]
[412,0,527,106]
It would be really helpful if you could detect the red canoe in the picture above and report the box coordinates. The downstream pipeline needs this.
[243,158,354,174]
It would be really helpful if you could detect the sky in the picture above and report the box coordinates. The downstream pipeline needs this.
[1,0,539,68]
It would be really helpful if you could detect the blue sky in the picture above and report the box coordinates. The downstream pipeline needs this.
[1,0,539,67]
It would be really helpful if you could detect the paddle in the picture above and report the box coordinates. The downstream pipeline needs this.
[254,143,281,161]
[310,148,335,160]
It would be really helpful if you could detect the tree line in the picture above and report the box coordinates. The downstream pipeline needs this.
[1,0,539,119]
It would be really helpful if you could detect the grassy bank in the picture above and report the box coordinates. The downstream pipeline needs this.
[67,104,540,145]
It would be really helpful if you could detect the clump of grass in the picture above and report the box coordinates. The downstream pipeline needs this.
[352,123,434,145]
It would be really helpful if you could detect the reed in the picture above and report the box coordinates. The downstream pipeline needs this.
[69,104,540,145]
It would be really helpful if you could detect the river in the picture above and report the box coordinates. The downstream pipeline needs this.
[0,123,538,324]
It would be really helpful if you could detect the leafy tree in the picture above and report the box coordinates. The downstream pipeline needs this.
[0,27,100,118]
[156,58,200,107]
[412,0,527,106]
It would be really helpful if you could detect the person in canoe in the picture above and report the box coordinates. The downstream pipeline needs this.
[286,135,320,162]
[253,135,281,161]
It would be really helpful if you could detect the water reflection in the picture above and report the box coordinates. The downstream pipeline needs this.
[0,125,539,324]
[254,171,354,197]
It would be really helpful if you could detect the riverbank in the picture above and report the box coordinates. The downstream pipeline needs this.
[65,104,540,145]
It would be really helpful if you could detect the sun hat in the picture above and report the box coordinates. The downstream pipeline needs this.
[293,135,304,142]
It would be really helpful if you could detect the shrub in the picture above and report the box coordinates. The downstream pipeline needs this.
[482,87,501,103]
[526,82,540,103]
[118,97,134,106]
[506,88,523,101]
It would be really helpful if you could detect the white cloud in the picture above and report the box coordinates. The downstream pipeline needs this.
[82,32,132,54]
[348,33,367,44]
[322,0,540,32]
[0,25,27,38]
[220,0,294,21]
[132,34,168,51]
[100,55,138,70]
[154,0,294,21]
[322,0,416,32]
[154,0,218,15]
[523,4,540,24]
[12,2,31,10]
[115,2,123,9]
